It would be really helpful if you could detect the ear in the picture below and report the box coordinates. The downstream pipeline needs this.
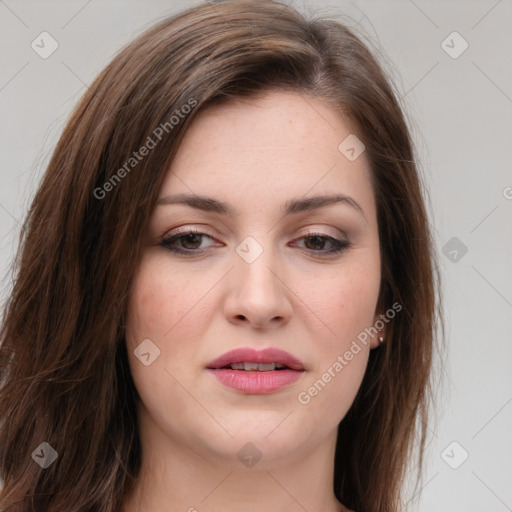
[369,311,386,350]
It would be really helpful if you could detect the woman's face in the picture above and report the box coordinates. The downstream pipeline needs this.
[125,91,383,468]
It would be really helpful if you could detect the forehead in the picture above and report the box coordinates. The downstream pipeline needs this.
[161,91,375,216]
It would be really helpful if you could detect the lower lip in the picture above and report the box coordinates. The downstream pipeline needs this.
[207,369,303,394]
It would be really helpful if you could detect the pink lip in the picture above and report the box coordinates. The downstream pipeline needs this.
[206,347,305,394]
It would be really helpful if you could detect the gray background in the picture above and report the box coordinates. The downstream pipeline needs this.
[1,1,511,510]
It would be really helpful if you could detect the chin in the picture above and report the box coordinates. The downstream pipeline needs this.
[192,413,316,467]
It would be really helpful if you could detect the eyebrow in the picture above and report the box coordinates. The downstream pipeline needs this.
[156,193,366,220]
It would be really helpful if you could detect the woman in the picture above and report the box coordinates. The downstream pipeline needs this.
[0,1,441,511]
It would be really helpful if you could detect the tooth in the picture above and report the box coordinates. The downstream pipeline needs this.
[229,362,279,371]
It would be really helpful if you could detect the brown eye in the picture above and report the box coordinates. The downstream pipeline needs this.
[303,235,330,250]
[160,230,218,254]
[179,233,203,249]
[294,232,350,255]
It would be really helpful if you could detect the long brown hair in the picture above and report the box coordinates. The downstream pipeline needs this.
[0,1,442,510]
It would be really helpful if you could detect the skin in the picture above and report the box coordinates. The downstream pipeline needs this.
[122,90,385,512]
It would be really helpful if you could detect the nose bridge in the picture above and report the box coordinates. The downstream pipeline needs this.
[235,236,281,298]
[225,235,292,327]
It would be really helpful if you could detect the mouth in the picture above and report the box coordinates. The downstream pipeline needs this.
[206,347,305,394]
[206,347,304,371]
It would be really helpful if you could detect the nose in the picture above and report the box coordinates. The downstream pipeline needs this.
[223,246,293,329]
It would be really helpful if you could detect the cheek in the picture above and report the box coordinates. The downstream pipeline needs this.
[124,255,210,428]
[124,255,191,382]
[295,255,381,352]
[125,252,215,349]
[292,254,380,416]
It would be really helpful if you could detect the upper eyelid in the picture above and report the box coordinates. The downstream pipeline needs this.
[163,220,347,236]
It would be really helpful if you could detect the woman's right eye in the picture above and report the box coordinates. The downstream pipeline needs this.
[159,230,219,254]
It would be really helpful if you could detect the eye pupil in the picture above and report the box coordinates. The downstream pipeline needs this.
[182,233,201,249]
[305,235,326,250]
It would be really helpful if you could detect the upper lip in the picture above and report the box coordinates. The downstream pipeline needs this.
[206,347,305,370]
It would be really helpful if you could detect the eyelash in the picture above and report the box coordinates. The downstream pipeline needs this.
[159,228,350,256]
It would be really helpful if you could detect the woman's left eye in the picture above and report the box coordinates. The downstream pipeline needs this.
[159,230,350,256]
[292,233,350,255]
